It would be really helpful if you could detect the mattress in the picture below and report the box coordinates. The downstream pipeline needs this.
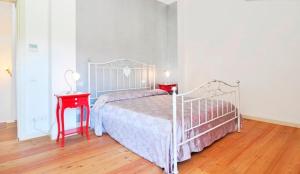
[91,90,237,173]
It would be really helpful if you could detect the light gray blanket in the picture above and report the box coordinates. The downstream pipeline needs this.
[91,90,237,173]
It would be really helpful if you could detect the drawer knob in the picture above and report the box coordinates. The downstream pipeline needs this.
[75,102,78,105]
[75,98,78,101]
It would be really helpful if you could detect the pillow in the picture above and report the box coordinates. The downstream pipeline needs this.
[93,89,168,111]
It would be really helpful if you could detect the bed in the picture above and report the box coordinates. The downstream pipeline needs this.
[88,59,241,174]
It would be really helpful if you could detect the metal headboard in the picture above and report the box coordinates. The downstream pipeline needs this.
[88,59,156,104]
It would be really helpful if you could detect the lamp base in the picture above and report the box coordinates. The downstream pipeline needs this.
[66,91,77,94]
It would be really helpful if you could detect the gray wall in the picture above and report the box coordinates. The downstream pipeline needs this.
[76,0,177,91]
[166,2,177,84]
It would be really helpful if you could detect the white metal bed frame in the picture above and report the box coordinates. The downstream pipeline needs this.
[88,59,241,174]
[171,80,240,173]
[88,59,156,105]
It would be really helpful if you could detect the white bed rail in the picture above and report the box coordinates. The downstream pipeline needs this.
[88,59,156,105]
[172,80,240,174]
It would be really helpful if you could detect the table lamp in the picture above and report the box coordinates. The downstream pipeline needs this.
[64,69,80,94]
[164,70,170,84]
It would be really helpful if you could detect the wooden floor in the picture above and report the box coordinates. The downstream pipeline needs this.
[0,119,299,174]
[0,122,17,142]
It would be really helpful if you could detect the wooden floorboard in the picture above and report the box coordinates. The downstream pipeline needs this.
[0,122,17,142]
[0,119,299,174]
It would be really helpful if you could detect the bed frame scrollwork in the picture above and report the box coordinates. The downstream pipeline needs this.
[171,79,241,174]
[88,59,156,105]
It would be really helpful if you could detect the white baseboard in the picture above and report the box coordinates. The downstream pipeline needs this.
[243,115,300,128]
[0,120,16,124]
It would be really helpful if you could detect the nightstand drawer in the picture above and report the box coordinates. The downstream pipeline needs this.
[59,94,89,108]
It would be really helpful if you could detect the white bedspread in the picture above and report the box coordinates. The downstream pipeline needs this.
[91,90,237,173]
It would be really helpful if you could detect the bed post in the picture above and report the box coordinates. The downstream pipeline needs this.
[237,81,241,132]
[172,87,178,174]
[88,62,91,104]
[153,65,156,90]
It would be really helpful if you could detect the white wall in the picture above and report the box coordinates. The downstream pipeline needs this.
[50,0,77,139]
[76,0,177,91]
[0,2,15,123]
[178,0,300,124]
[16,0,77,140]
[16,0,50,140]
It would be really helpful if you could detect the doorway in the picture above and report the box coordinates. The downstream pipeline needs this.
[0,0,17,141]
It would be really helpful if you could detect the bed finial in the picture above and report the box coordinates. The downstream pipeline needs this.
[236,80,240,86]
[171,86,177,94]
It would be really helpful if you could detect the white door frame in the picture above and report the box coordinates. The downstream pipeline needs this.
[15,0,26,140]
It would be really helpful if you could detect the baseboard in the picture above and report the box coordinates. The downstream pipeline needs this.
[0,120,16,123]
[6,120,17,123]
[243,115,300,128]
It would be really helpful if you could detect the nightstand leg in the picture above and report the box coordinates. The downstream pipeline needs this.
[85,105,90,140]
[56,102,60,143]
[80,106,84,135]
[61,107,65,147]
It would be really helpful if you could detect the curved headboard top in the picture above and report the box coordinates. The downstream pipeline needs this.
[88,59,153,67]
[88,59,156,102]
[177,79,240,97]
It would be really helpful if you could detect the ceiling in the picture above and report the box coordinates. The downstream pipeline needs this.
[156,0,177,5]
[0,0,173,5]
[0,0,16,3]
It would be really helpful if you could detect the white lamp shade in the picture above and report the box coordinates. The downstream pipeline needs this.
[165,70,170,78]
[72,72,80,81]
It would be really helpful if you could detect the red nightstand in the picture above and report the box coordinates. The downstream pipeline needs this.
[55,93,90,147]
[158,84,178,94]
